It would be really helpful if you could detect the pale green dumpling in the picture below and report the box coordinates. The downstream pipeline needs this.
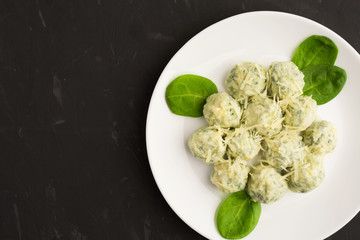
[203,92,242,128]
[288,154,325,193]
[262,131,306,170]
[283,95,317,130]
[188,126,226,164]
[225,128,261,160]
[302,120,337,155]
[225,62,267,101]
[210,159,250,193]
[247,165,288,204]
[268,61,305,99]
[243,95,284,136]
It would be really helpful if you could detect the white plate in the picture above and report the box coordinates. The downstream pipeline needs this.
[146,11,360,240]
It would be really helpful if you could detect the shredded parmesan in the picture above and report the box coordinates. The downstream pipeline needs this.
[187,60,337,203]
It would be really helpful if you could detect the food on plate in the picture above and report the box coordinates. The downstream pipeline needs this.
[216,191,261,239]
[165,74,218,117]
[302,64,347,105]
[187,61,338,204]
[291,35,346,105]
[288,154,325,193]
[203,92,242,128]
[163,34,346,239]
[188,126,226,164]
[291,35,338,70]
[225,62,267,102]
[282,95,317,130]
[246,165,288,204]
[210,159,250,193]
[262,131,306,170]
[302,120,337,155]
[225,128,261,161]
[243,94,283,136]
[268,61,305,99]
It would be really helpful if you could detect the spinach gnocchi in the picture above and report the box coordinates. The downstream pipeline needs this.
[288,154,325,193]
[188,126,226,164]
[247,165,288,204]
[187,61,337,204]
[283,95,317,130]
[268,61,305,99]
[225,62,267,102]
[203,92,242,128]
[210,159,250,193]
[225,128,261,161]
[243,94,283,136]
[262,131,306,170]
[302,120,337,155]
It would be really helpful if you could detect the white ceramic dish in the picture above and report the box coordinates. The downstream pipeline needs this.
[146,11,360,240]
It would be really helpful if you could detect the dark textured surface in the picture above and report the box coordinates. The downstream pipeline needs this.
[0,0,359,239]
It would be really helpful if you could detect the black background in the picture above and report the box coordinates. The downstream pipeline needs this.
[0,0,359,239]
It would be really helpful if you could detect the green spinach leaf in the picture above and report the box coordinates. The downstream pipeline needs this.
[292,35,338,70]
[217,191,261,239]
[165,74,218,117]
[302,64,346,105]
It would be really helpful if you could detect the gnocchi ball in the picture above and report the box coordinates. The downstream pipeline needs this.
[247,165,288,204]
[188,126,226,164]
[203,92,242,128]
[243,95,283,136]
[262,131,306,170]
[210,159,250,193]
[283,95,317,130]
[268,61,305,99]
[225,128,261,160]
[288,154,325,193]
[225,62,267,101]
[302,120,337,155]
